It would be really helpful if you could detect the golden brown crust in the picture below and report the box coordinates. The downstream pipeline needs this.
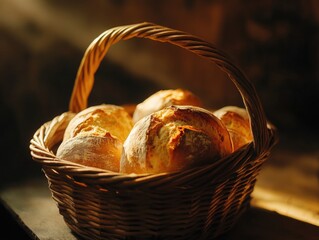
[132,88,203,123]
[121,104,136,118]
[57,104,133,171]
[56,135,122,172]
[119,116,151,174]
[120,105,233,174]
[213,106,253,151]
[64,104,133,142]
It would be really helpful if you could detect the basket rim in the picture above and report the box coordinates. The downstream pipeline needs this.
[30,111,277,189]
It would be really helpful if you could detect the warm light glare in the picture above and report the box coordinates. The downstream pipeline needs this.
[252,186,319,227]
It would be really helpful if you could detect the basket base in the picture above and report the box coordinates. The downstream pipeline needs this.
[62,202,250,240]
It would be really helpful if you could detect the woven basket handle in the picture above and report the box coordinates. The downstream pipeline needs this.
[69,22,269,154]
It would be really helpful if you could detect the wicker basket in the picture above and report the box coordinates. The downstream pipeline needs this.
[30,22,277,240]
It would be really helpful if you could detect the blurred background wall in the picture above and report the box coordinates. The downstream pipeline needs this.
[0,0,318,185]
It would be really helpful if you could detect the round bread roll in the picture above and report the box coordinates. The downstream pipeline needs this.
[213,106,253,151]
[56,135,122,171]
[132,88,202,123]
[63,104,133,142]
[120,105,233,174]
[57,104,133,171]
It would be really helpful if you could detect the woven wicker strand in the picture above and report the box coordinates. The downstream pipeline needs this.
[30,22,277,240]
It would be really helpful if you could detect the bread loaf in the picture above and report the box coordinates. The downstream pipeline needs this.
[132,88,202,123]
[63,104,133,142]
[120,105,233,174]
[57,104,133,171]
[213,106,253,151]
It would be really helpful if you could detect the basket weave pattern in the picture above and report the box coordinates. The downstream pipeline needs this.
[30,22,277,240]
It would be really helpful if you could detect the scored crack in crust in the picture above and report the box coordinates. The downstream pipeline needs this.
[121,105,233,174]
[57,104,133,171]
[64,104,133,143]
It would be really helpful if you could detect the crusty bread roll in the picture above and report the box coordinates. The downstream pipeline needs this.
[57,104,133,171]
[120,105,233,174]
[56,135,122,171]
[132,88,202,123]
[213,106,253,151]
